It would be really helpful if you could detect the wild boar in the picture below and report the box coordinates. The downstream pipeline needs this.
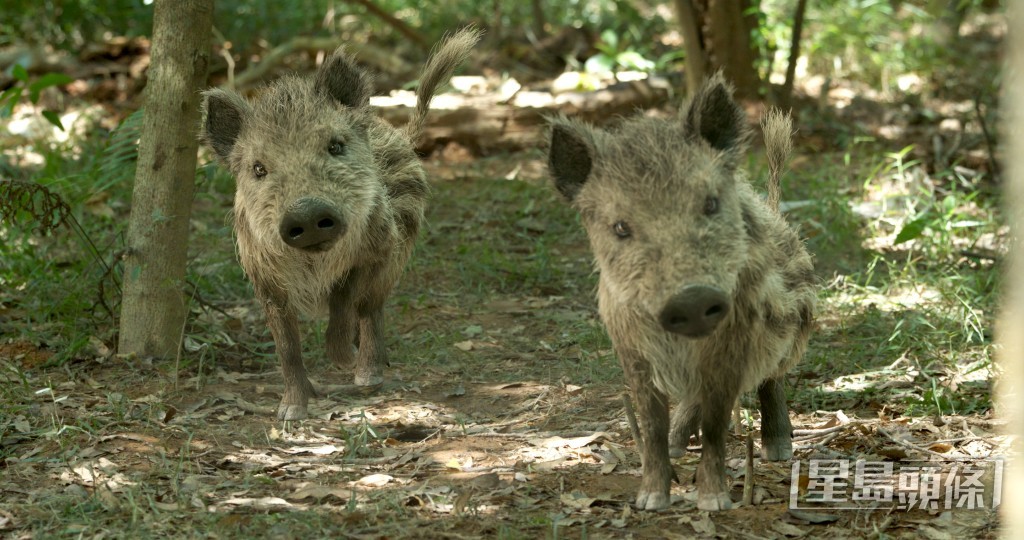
[547,74,816,511]
[200,28,481,420]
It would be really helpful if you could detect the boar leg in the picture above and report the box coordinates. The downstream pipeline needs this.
[669,403,701,458]
[620,350,673,510]
[353,269,390,387]
[261,291,316,420]
[696,387,736,511]
[757,376,793,460]
[327,275,359,367]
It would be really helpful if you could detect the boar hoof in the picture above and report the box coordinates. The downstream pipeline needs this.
[635,490,670,511]
[696,491,732,511]
[761,440,793,461]
[277,402,309,421]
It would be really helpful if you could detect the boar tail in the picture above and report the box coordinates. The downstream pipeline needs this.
[405,26,483,144]
[761,109,793,213]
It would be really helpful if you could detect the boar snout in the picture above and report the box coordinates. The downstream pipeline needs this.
[279,198,346,251]
[659,285,730,337]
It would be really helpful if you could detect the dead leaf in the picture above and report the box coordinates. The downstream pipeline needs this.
[689,514,716,535]
[788,509,841,524]
[220,497,293,510]
[289,486,351,502]
[454,340,474,351]
[917,525,953,540]
[529,431,612,449]
[772,520,808,537]
[928,442,953,453]
[355,474,393,487]
[561,491,597,509]
[468,472,501,490]
[276,444,342,456]
[452,489,472,514]
[532,457,566,471]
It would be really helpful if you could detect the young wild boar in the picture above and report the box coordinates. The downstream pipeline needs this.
[200,28,481,421]
[547,74,816,511]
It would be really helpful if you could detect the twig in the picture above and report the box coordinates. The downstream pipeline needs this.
[742,433,754,506]
[877,428,952,459]
[974,97,1000,182]
[342,0,429,48]
[230,37,413,89]
[622,392,644,463]
[500,387,552,417]
[792,420,867,441]
[793,431,842,453]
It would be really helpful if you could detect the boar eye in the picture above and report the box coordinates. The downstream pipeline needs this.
[253,162,268,178]
[703,196,719,216]
[328,140,346,156]
[612,221,632,239]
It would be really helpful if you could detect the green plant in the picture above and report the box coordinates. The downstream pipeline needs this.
[585,29,655,74]
[1,65,73,130]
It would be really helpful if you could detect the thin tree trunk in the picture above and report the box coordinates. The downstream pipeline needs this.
[781,0,808,107]
[118,0,212,358]
[999,1,1024,532]
[704,0,760,99]
[531,0,547,39]
[673,0,706,96]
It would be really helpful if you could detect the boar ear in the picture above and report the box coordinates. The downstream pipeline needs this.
[548,121,595,202]
[684,72,749,156]
[315,49,371,108]
[201,88,251,162]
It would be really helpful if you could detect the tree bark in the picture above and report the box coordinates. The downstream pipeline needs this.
[780,0,808,107]
[999,1,1024,532]
[531,0,547,39]
[118,0,212,358]
[673,0,707,96]
[703,0,760,99]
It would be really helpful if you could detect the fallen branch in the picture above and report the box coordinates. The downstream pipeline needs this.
[229,37,413,89]
[621,392,644,463]
[742,433,755,506]
[342,0,429,48]
[792,420,867,442]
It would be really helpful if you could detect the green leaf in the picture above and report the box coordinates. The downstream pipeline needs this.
[12,64,28,81]
[599,29,619,51]
[29,73,74,103]
[41,110,65,131]
[893,215,929,244]
[615,50,655,71]
[584,54,616,75]
[1,87,23,117]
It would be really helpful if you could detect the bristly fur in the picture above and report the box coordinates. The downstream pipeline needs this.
[761,108,793,213]
[548,75,816,512]
[198,28,480,421]
[404,26,483,144]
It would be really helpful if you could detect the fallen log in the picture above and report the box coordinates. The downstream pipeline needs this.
[373,75,674,153]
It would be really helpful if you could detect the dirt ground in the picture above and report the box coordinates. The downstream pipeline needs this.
[0,144,1004,538]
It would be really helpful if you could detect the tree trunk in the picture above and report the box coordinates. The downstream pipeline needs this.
[780,0,808,107]
[703,0,760,99]
[673,0,707,96]
[118,0,212,358]
[674,0,761,99]
[531,0,547,39]
[999,1,1024,532]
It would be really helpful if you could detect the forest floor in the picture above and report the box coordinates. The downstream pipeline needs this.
[1,144,1005,538]
[0,17,1009,539]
